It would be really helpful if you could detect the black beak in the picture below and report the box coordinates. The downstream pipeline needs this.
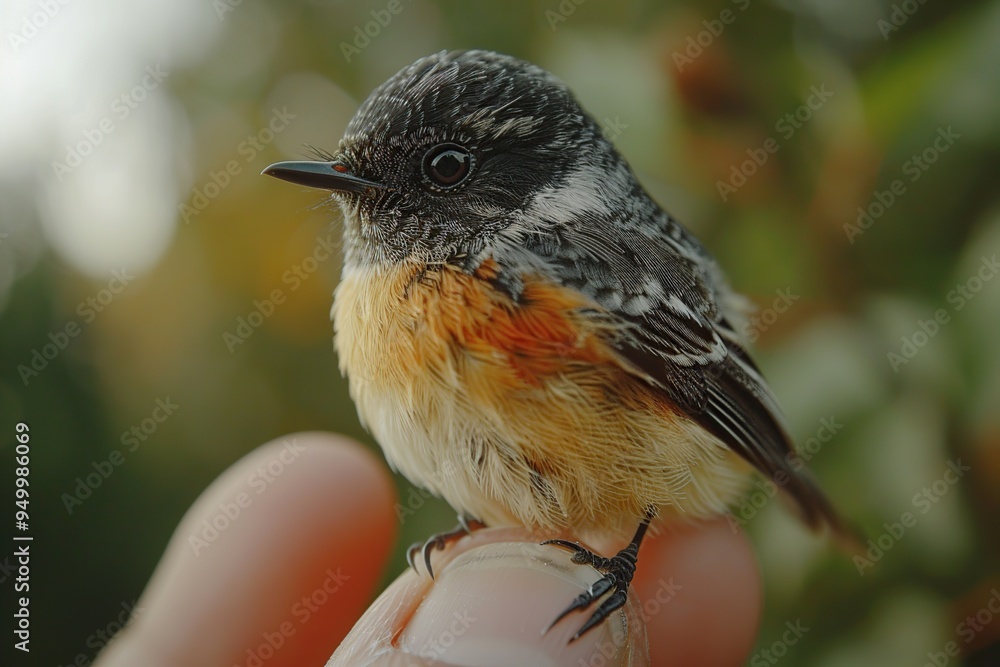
[261,160,384,196]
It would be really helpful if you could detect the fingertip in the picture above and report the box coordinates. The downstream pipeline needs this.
[333,529,648,666]
[331,521,760,667]
[634,519,761,667]
[327,567,432,666]
[98,433,398,667]
[400,541,643,665]
[271,432,399,644]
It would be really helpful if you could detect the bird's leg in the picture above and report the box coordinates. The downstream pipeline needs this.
[407,514,486,580]
[542,507,656,642]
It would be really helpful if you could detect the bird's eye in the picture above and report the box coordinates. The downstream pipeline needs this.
[422,143,473,189]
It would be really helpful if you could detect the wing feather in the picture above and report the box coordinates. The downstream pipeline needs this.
[552,220,852,537]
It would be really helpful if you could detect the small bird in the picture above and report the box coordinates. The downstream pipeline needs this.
[264,49,852,641]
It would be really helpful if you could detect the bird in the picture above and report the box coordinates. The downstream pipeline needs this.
[262,49,854,642]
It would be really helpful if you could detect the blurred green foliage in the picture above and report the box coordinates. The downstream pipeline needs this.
[2,0,999,664]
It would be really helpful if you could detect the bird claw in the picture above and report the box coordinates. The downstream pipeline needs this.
[542,538,615,569]
[406,515,485,579]
[542,511,653,642]
[542,541,636,642]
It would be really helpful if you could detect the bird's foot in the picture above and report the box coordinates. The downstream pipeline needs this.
[542,511,653,642]
[406,514,485,579]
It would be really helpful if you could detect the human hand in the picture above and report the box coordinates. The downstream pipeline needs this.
[96,433,760,666]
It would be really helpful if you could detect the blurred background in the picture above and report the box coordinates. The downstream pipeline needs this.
[2,0,999,664]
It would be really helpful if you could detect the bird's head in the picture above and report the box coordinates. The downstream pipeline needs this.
[264,50,624,270]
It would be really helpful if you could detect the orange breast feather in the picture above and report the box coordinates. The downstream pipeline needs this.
[334,259,748,536]
[411,260,618,388]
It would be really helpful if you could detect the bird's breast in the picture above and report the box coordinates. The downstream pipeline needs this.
[331,258,748,537]
[331,258,617,522]
[332,258,613,399]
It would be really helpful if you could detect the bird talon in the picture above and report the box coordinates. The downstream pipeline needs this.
[407,514,485,579]
[543,511,654,642]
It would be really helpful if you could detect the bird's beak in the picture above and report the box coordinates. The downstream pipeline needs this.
[261,160,385,197]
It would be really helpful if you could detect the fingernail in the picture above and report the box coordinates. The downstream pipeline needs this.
[397,542,643,666]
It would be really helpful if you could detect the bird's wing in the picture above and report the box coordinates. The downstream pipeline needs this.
[557,221,850,537]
